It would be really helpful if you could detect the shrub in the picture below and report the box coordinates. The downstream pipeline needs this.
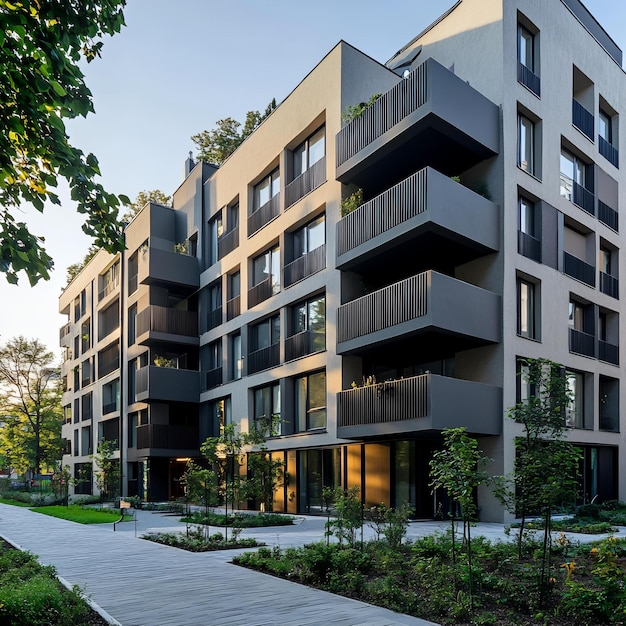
[340,188,363,217]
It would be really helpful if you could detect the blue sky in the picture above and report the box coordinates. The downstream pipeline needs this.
[1,0,625,356]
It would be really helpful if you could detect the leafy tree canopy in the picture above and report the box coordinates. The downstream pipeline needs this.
[0,336,63,475]
[0,0,129,286]
[192,98,277,165]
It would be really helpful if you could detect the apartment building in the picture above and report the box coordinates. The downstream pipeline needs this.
[59,0,624,521]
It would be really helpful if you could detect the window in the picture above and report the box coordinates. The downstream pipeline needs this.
[518,114,535,175]
[208,212,223,266]
[81,392,92,421]
[98,343,119,378]
[205,340,222,390]
[599,103,619,167]
[560,149,593,213]
[99,261,119,301]
[128,251,138,294]
[210,397,231,435]
[98,299,119,341]
[518,24,535,74]
[599,110,612,144]
[74,398,80,424]
[128,412,138,448]
[599,376,619,432]
[517,278,538,340]
[293,215,325,257]
[73,430,79,457]
[287,295,326,360]
[128,304,137,346]
[229,333,242,381]
[599,245,619,298]
[568,298,595,358]
[250,246,280,306]
[253,383,280,437]
[63,404,72,425]
[518,195,541,262]
[516,358,537,404]
[253,169,280,212]
[81,425,92,456]
[207,281,222,331]
[249,315,280,373]
[293,127,325,178]
[295,370,326,432]
[517,18,540,95]
[102,379,120,415]
[565,370,586,429]
[227,270,240,320]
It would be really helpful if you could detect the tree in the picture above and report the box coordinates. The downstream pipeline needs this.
[0,337,63,476]
[121,189,171,223]
[1,0,129,286]
[91,437,120,501]
[192,98,277,165]
[493,358,581,603]
[430,427,491,610]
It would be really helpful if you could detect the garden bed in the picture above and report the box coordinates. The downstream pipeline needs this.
[233,532,626,625]
[0,538,108,626]
[179,511,294,528]
[143,527,265,552]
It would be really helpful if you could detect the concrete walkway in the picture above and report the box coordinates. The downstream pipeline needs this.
[0,505,620,626]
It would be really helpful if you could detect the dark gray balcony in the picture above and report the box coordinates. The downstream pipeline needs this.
[599,340,619,366]
[285,330,326,361]
[205,367,222,390]
[337,271,500,356]
[285,158,326,208]
[226,296,240,320]
[569,328,595,358]
[337,374,502,438]
[138,247,199,289]
[599,272,619,299]
[135,365,200,403]
[599,136,619,168]
[59,323,71,346]
[336,168,498,272]
[518,231,541,263]
[247,343,280,374]
[248,195,280,236]
[218,226,239,259]
[136,424,199,455]
[598,200,619,232]
[563,252,595,287]
[284,244,326,287]
[572,99,594,140]
[517,62,540,96]
[207,307,223,331]
[573,181,595,215]
[336,58,499,190]
[136,305,199,347]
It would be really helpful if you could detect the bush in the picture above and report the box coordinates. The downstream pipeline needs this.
[143,528,263,552]
[180,511,294,528]
[0,544,94,626]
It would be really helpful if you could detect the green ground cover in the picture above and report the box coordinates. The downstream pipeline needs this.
[30,505,132,524]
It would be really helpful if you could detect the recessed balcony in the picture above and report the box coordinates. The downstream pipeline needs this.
[137,247,199,289]
[136,305,199,347]
[135,365,200,403]
[136,424,199,455]
[336,58,499,190]
[337,374,502,438]
[337,271,500,356]
[336,167,498,272]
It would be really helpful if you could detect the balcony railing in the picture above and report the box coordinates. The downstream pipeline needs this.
[207,307,222,331]
[569,328,595,358]
[136,424,198,451]
[599,272,619,299]
[518,231,541,263]
[226,296,240,320]
[218,226,239,259]
[59,323,71,345]
[136,365,200,403]
[98,355,119,378]
[102,401,119,415]
[598,200,619,232]
[285,158,326,208]
[248,194,280,237]
[284,244,326,287]
[337,65,428,166]
[128,273,138,295]
[599,136,619,168]
[337,373,502,436]
[137,305,198,338]
[572,99,594,140]
[98,278,119,301]
[247,343,280,374]
[599,340,619,365]
[205,367,222,390]
[563,252,595,287]
[248,278,274,308]
[285,330,325,361]
[338,169,427,256]
[517,61,540,96]
[573,181,595,215]
[338,273,428,343]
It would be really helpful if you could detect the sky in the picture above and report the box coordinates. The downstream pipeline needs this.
[1,0,626,359]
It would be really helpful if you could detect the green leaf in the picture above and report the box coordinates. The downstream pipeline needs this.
[50,80,67,97]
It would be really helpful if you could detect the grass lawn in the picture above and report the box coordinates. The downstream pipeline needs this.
[0,497,33,507]
[30,505,133,524]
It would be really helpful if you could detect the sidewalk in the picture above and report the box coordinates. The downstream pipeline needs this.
[0,504,618,626]
[0,504,435,626]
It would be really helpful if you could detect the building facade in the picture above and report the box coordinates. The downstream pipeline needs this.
[60,0,625,520]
